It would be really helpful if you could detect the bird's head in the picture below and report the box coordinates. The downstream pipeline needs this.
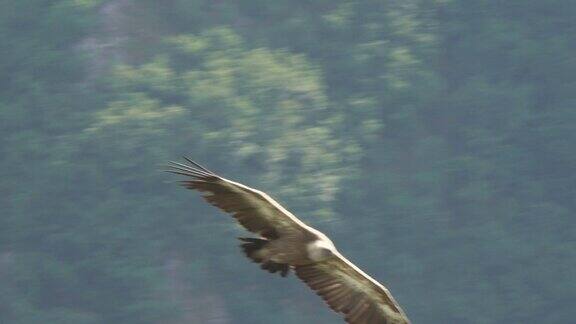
[307,239,336,262]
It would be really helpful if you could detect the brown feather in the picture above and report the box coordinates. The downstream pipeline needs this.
[295,258,410,324]
[166,158,310,239]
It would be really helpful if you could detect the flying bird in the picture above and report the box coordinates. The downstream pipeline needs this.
[166,158,411,324]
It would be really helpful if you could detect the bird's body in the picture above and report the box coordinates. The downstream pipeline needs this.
[244,226,336,270]
[167,158,411,324]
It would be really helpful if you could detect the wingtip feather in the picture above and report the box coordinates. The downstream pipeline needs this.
[182,156,214,174]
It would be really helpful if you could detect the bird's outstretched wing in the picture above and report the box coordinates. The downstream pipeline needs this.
[166,158,310,239]
[296,254,411,324]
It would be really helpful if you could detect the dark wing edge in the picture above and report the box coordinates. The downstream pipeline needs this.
[295,255,411,324]
[165,157,309,239]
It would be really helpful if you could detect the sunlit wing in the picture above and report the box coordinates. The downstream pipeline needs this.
[295,255,411,324]
[166,158,309,239]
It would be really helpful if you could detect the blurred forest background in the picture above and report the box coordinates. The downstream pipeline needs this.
[1,0,575,323]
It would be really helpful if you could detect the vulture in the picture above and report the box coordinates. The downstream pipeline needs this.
[166,158,411,324]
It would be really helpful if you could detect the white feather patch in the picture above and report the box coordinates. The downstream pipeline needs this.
[306,239,336,261]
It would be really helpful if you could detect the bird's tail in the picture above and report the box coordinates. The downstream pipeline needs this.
[238,237,289,277]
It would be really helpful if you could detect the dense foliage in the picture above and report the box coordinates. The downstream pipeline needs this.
[1,1,575,323]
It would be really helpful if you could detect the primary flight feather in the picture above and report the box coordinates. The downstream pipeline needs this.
[166,158,411,324]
